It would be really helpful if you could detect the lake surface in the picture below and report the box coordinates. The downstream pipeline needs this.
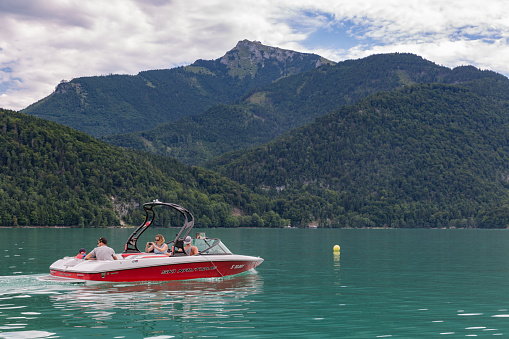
[1,228,509,338]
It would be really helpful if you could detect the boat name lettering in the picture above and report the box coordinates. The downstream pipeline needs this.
[161,266,217,274]
[231,264,245,270]
[178,268,194,273]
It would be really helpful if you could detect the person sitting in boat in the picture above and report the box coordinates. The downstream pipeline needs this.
[145,234,168,254]
[76,248,86,259]
[85,237,118,261]
[169,236,198,256]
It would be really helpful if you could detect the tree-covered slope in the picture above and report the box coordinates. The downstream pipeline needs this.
[103,53,506,166]
[206,78,509,228]
[101,103,281,165]
[0,108,290,227]
[22,40,331,138]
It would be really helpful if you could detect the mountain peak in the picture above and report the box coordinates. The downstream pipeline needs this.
[218,39,334,78]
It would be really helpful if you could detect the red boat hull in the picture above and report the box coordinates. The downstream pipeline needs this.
[50,256,262,282]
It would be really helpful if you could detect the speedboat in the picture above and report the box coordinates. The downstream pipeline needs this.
[47,201,263,282]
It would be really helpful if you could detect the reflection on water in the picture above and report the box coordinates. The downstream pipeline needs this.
[52,273,263,320]
[0,272,263,338]
[333,251,342,291]
[333,251,340,270]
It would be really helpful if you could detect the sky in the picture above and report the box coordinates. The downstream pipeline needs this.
[1,0,509,111]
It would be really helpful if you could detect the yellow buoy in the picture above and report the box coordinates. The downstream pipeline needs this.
[333,244,340,252]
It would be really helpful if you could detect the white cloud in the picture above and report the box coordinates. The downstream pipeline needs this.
[289,0,509,75]
[0,0,508,111]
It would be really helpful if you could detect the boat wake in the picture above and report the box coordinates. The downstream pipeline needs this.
[0,274,79,298]
[36,274,86,283]
[0,268,261,294]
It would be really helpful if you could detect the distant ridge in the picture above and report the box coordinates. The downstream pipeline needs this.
[22,40,331,137]
[103,52,505,166]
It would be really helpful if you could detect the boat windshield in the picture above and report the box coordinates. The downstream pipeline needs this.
[167,238,231,255]
[165,237,232,255]
[196,238,232,254]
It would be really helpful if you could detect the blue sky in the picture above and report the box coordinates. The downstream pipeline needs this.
[1,0,508,111]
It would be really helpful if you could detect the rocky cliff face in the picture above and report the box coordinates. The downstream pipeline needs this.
[54,80,83,94]
[219,39,334,78]
[53,80,87,105]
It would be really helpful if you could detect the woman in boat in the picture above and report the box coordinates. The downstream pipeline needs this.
[145,234,168,254]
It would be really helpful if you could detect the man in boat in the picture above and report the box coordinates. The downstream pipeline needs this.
[184,236,199,255]
[85,237,118,261]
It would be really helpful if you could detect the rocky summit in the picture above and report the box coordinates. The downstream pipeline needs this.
[219,39,334,78]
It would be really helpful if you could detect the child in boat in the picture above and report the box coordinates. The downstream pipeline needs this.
[76,248,86,259]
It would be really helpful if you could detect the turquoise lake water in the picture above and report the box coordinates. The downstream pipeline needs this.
[1,227,509,338]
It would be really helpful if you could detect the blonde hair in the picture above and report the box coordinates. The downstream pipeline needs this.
[155,234,165,243]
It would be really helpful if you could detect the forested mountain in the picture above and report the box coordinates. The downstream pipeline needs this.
[0,108,291,227]
[102,53,505,165]
[206,77,509,228]
[22,40,332,137]
[10,40,509,229]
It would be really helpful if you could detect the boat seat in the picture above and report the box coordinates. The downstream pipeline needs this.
[172,239,185,254]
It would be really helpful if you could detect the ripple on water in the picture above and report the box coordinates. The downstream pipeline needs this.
[0,330,57,338]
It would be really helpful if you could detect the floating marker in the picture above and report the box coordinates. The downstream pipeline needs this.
[333,245,340,252]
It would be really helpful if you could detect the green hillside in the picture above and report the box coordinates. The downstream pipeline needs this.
[101,103,281,165]
[22,40,331,138]
[5,74,509,228]
[12,42,509,229]
[0,109,289,228]
[103,53,505,166]
[206,78,509,228]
